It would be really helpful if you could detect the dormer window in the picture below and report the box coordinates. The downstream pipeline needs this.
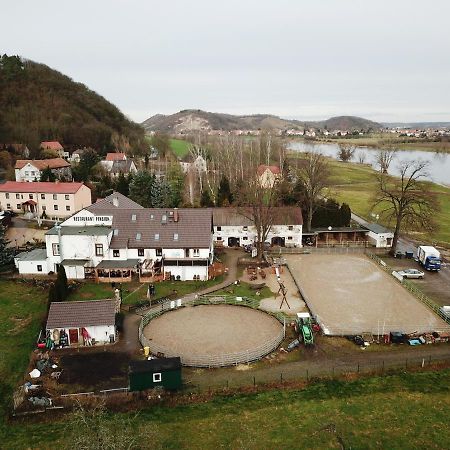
[113,229,119,236]
[173,233,179,241]
[155,233,160,240]
[131,214,137,221]
[136,233,142,240]
[161,214,167,223]
[150,214,154,220]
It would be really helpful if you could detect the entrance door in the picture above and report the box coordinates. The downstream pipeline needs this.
[69,328,79,344]
[228,237,240,247]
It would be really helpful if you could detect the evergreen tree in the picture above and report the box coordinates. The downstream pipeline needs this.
[129,171,154,207]
[217,176,233,206]
[40,166,56,182]
[200,190,214,207]
[55,265,68,301]
[339,203,352,227]
[151,178,172,208]
[48,284,57,303]
[116,172,129,196]
[0,225,14,266]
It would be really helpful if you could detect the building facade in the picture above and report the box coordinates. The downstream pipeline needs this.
[15,158,72,182]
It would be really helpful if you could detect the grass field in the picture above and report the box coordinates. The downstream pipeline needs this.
[170,138,191,158]
[326,159,450,246]
[3,368,450,448]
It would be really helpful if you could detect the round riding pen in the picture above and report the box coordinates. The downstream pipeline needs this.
[139,297,286,367]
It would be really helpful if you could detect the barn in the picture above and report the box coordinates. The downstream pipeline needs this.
[46,299,117,347]
[129,357,182,391]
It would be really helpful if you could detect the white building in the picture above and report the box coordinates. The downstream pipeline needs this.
[257,165,281,189]
[364,223,394,248]
[46,300,117,347]
[16,192,214,281]
[211,207,303,248]
[15,158,72,182]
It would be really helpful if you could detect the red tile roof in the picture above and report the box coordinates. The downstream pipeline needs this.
[257,165,281,176]
[0,181,85,194]
[106,152,126,161]
[40,141,64,150]
[15,158,70,170]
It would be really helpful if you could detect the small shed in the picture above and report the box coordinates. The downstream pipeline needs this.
[46,299,117,347]
[363,223,394,248]
[129,357,182,391]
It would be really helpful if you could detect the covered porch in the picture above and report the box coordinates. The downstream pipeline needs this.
[94,259,139,283]
[139,258,164,283]
[305,228,369,247]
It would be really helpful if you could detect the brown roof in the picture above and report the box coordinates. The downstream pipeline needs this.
[257,165,281,176]
[106,152,126,161]
[211,207,303,226]
[15,158,70,170]
[111,160,135,173]
[0,181,85,194]
[40,141,64,150]
[46,300,116,329]
[88,207,212,249]
[87,191,144,210]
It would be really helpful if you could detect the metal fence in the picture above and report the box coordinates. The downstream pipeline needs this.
[139,296,287,368]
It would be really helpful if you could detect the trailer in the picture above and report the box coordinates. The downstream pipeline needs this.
[417,246,441,271]
[296,312,314,346]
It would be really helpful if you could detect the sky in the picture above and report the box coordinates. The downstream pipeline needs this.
[3,0,450,123]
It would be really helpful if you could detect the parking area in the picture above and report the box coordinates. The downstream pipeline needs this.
[285,254,449,335]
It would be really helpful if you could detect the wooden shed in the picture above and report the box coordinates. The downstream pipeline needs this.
[129,357,182,392]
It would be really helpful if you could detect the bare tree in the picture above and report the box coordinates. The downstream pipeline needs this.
[296,152,331,232]
[237,174,280,258]
[357,150,366,164]
[337,144,355,162]
[375,148,397,173]
[372,160,437,256]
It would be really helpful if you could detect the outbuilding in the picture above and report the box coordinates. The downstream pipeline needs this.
[14,248,51,275]
[363,223,394,248]
[129,357,182,391]
[46,299,117,347]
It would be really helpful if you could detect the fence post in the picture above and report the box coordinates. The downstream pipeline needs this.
[357,363,360,373]
[253,376,256,387]
[306,369,309,381]
[280,373,283,383]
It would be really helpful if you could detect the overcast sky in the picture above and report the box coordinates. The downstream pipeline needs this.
[3,0,450,123]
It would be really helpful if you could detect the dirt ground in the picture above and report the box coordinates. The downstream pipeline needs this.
[285,254,449,335]
[58,352,129,391]
[143,304,282,358]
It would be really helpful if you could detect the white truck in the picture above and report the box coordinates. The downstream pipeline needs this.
[417,245,441,271]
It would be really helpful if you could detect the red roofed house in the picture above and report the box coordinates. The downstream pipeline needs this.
[40,141,69,159]
[15,158,72,182]
[257,165,281,188]
[0,181,91,219]
[105,152,127,161]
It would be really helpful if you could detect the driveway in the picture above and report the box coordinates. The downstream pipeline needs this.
[5,217,47,248]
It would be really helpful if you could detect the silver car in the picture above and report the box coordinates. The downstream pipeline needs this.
[398,268,425,279]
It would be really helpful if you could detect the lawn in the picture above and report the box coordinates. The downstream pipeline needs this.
[170,138,191,158]
[3,369,450,448]
[214,281,273,301]
[326,159,450,246]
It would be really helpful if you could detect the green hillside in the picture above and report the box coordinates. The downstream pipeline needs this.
[0,54,146,154]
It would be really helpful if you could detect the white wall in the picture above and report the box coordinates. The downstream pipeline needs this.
[15,258,51,275]
[47,324,116,345]
[164,264,208,281]
[367,231,394,248]
[63,265,85,279]
[15,163,41,182]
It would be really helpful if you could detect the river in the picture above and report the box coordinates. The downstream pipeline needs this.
[288,141,450,187]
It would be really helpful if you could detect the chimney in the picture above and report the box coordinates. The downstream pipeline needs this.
[112,196,119,208]
[173,208,179,223]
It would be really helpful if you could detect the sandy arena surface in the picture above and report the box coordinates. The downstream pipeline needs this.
[143,304,282,358]
[285,254,448,334]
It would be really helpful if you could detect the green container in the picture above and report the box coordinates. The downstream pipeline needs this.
[129,357,182,391]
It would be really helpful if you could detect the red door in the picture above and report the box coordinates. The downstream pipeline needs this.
[69,328,79,344]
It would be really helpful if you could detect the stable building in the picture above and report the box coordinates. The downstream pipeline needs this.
[129,357,182,391]
[46,300,117,347]
[211,207,303,248]
[363,223,394,248]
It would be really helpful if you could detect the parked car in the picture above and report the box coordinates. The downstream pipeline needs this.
[397,268,425,279]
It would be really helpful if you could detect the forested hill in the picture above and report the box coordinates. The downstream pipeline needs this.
[0,54,146,154]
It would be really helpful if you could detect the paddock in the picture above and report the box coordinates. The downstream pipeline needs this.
[285,254,448,335]
[141,304,284,367]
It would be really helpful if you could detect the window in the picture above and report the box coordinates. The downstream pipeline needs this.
[193,248,200,257]
[52,243,60,256]
[288,236,293,240]
[156,248,162,257]
[138,248,144,257]
[29,194,33,199]
[113,229,119,236]
[41,194,45,200]
[95,244,103,256]
[113,249,120,258]
[153,373,162,383]
[16,204,21,209]
[7,204,11,209]
[25,171,29,176]
[136,233,141,240]
[243,226,248,231]
[53,194,57,200]
[16,194,20,199]
[150,214,154,220]
[5,193,9,199]
[42,206,46,211]
[65,194,69,200]
[66,206,70,211]
[216,226,221,231]
[173,233,179,241]
[217,237,222,241]
[37,265,42,272]
[54,205,58,210]
[288,225,294,231]
[243,237,248,241]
